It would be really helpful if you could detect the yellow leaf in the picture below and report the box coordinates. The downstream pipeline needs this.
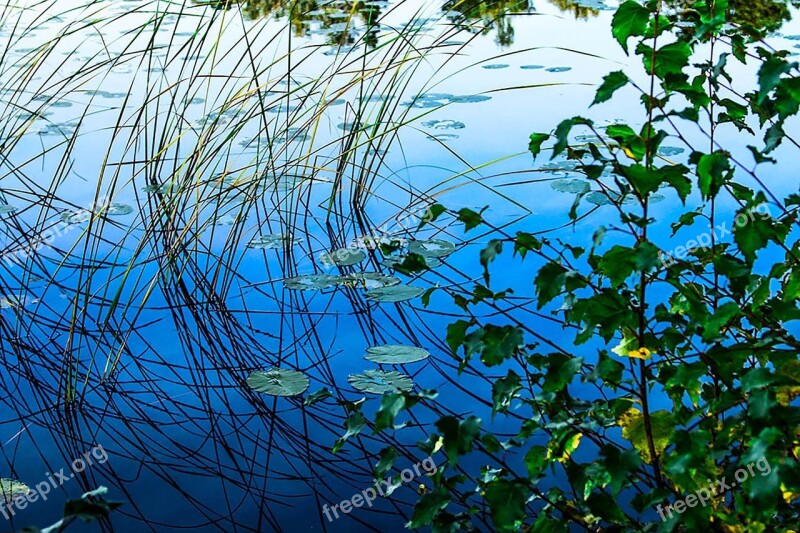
[433,436,444,454]
[781,483,800,503]
[776,385,800,406]
[611,329,637,357]
[547,433,582,463]
[626,347,652,360]
[617,408,674,463]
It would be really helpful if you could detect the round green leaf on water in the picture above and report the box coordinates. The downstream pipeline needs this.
[0,205,18,214]
[365,344,430,364]
[365,285,425,302]
[320,249,366,267]
[348,369,413,394]
[408,239,455,258]
[337,272,400,289]
[247,368,309,396]
[551,179,590,194]
[248,234,301,250]
[0,479,30,503]
[284,274,342,290]
[382,255,443,269]
[60,210,92,224]
[106,203,133,216]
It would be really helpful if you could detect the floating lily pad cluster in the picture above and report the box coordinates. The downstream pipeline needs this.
[283,272,401,291]
[248,234,302,250]
[401,93,491,109]
[348,343,429,394]
[60,202,134,224]
[382,237,456,271]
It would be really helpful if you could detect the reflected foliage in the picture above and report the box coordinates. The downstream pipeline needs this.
[443,0,532,46]
[668,0,800,37]
[547,0,601,20]
[196,0,383,46]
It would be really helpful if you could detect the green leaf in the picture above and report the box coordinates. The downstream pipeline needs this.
[528,133,550,160]
[598,245,635,288]
[702,301,741,341]
[406,487,450,529]
[457,207,485,231]
[611,1,651,53]
[524,446,548,478]
[480,239,503,284]
[592,71,629,105]
[483,479,529,532]
[304,388,332,406]
[479,326,524,366]
[696,152,731,199]
[492,370,522,416]
[436,415,481,466]
[640,42,692,79]
[333,412,366,453]
[607,124,646,161]
[514,232,541,258]
[534,261,568,309]
[418,203,446,229]
[374,393,406,432]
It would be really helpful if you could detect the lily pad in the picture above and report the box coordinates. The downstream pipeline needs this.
[319,249,367,267]
[449,95,491,104]
[482,63,509,69]
[337,272,400,289]
[546,66,572,73]
[60,209,92,224]
[585,191,636,206]
[421,119,465,130]
[365,285,425,302]
[348,369,413,394]
[105,203,133,216]
[408,238,456,258]
[383,255,443,269]
[284,274,342,290]
[0,205,18,214]
[520,64,544,70]
[247,368,309,396]
[551,179,590,194]
[658,146,685,157]
[142,183,172,194]
[0,479,30,503]
[248,234,302,250]
[365,344,430,364]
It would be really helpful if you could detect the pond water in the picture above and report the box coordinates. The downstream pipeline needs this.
[0,0,799,531]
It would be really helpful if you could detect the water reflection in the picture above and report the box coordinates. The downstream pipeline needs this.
[196,0,799,48]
